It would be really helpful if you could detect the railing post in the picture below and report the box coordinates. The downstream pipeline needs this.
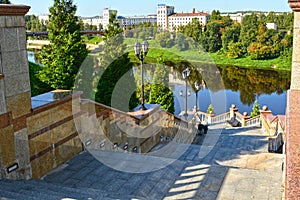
[230,104,238,119]
[241,112,250,127]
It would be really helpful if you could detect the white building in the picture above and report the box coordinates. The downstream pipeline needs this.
[157,4,175,30]
[221,12,245,23]
[266,22,278,30]
[38,14,49,23]
[168,8,210,31]
[103,8,117,29]
[119,14,157,27]
[81,16,103,28]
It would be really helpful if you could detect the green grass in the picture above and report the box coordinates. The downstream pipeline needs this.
[124,38,292,71]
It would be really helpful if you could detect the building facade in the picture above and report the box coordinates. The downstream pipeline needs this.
[157,4,175,30]
[168,8,210,31]
[102,8,117,29]
[81,16,103,28]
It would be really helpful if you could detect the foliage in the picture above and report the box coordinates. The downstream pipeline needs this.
[148,53,175,113]
[29,62,53,96]
[222,24,241,51]
[250,100,260,117]
[38,0,88,90]
[201,22,222,52]
[248,42,279,60]
[25,14,48,39]
[207,104,214,114]
[0,0,11,4]
[184,18,202,43]
[175,33,189,51]
[156,31,174,48]
[95,10,138,111]
[239,14,259,52]
[227,41,243,59]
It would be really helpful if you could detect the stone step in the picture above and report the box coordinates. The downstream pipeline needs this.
[0,179,104,199]
[0,189,41,200]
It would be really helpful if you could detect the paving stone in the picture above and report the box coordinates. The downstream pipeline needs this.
[0,125,284,199]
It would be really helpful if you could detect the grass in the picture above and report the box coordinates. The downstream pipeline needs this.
[124,38,292,71]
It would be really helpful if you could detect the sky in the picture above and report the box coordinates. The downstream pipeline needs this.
[12,0,292,17]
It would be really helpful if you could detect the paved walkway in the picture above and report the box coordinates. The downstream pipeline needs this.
[42,124,284,200]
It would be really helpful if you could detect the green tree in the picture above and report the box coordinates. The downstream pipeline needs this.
[95,11,138,111]
[227,41,243,59]
[222,24,240,51]
[38,0,88,89]
[201,22,222,52]
[210,10,222,21]
[155,31,174,48]
[175,33,189,51]
[0,0,11,4]
[207,104,214,114]
[239,13,259,53]
[148,54,174,113]
[184,18,202,43]
[250,100,260,117]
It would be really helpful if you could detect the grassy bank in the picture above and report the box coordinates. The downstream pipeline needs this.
[124,38,292,71]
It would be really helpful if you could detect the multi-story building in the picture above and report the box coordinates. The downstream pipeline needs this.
[168,8,210,31]
[103,8,117,29]
[157,4,175,30]
[81,16,103,28]
[118,14,157,28]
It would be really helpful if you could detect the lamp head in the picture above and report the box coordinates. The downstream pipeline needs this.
[195,81,200,90]
[134,41,141,57]
[142,40,149,56]
[182,67,190,80]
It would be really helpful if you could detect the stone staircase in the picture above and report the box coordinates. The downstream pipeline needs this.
[0,179,131,200]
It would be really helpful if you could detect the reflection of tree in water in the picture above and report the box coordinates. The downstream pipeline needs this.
[221,66,291,105]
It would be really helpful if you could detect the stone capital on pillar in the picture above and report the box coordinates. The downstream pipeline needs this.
[289,0,300,12]
[0,4,30,16]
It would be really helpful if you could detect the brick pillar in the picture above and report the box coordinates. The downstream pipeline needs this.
[286,1,300,199]
[0,4,31,179]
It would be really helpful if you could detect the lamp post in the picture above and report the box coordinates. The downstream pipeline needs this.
[134,40,149,110]
[181,67,191,116]
[194,81,201,111]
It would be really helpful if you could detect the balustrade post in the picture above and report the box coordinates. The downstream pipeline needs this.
[230,104,238,119]
[241,112,250,127]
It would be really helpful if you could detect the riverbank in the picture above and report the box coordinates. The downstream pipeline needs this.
[125,38,292,71]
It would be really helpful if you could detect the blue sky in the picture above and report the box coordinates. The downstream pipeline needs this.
[13,0,292,16]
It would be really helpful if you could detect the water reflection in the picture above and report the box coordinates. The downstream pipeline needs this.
[28,51,290,115]
[140,63,290,115]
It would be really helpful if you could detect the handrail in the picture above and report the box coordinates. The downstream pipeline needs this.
[211,112,230,124]
[244,115,261,127]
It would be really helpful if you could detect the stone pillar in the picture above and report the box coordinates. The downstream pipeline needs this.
[0,4,31,179]
[229,104,238,119]
[241,112,250,127]
[286,1,300,199]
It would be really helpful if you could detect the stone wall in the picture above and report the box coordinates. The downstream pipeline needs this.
[286,1,300,199]
[78,101,196,154]
[28,91,83,178]
[0,4,32,180]
[0,5,84,180]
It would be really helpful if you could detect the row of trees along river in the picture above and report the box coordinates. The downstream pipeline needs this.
[26,0,291,116]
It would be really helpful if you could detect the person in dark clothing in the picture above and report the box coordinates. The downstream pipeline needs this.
[197,122,208,135]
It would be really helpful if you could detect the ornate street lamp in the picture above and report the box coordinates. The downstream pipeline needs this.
[195,81,201,111]
[134,40,149,110]
[181,67,191,116]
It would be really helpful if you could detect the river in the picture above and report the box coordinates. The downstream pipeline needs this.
[28,51,289,115]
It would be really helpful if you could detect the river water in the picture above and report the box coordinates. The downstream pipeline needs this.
[28,51,289,115]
